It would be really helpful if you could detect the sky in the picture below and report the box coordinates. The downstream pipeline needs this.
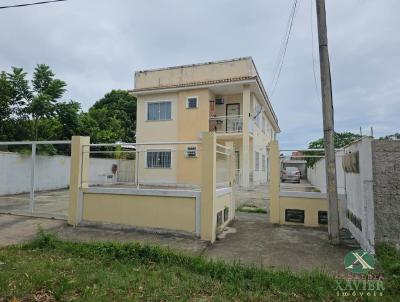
[1,0,399,148]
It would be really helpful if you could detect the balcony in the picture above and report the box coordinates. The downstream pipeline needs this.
[209,115,243,134]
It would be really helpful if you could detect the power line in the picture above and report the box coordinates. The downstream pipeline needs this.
[0,0,66,10]
[310,0,320,101]
[270,0,300,97]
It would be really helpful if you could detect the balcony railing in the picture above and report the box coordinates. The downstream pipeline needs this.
[209,115,243,134]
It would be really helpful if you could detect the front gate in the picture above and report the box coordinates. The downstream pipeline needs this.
[0,141,71,219]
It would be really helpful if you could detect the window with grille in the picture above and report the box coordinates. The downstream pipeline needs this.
[146,150,171,168]
[147,101,171,120]
[186,96,198,109]
[285,209,305,223]
[255,152,260,171]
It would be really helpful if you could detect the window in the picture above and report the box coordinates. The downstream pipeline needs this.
[186,96,198,109]
[285,209,305,223]
[146,150,171,168]
[255,152,260,171]
[147,101,171,120]
[262,155,266,171]
[185,146,197,158]
[318,211,328,225]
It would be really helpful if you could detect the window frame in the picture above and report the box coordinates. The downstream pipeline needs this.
[145,149,172,169]
[255,151,260,171]
[146,100,172,121]
[186,96,199,109]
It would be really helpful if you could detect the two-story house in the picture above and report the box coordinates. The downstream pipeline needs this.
[130,57,280,188]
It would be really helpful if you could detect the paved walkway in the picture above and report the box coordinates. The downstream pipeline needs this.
[205,213,351,272]
[0,213,351,273]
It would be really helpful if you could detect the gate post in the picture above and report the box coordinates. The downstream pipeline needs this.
[201,132,216,242]
[68,136,90,226]
[269,140,280,223]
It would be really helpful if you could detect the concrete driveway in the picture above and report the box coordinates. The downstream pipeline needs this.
[204,213,351,273]
[0,212,352,273]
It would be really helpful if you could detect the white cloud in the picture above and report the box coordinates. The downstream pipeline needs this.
[0,0,398,145]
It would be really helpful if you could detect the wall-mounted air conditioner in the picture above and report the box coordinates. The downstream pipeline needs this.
[185,146,198,158]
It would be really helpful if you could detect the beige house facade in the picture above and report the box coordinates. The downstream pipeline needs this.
[131,57,280,188]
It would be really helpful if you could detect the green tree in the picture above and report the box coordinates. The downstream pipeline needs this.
[27,64,66,140]
[55,101,82,140]
[0,72,13,139]
[0,68,32,140]
[304,132,362,167]
[90,90,136,142]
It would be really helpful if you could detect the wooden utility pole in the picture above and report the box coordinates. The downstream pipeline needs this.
[315,0,340,243]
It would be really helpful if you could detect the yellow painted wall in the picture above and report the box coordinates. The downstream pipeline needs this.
[215,192,234,229]
[279,196,328,227]
[135,57,256,89]
[135,88,212,186]
[82,193,196,233]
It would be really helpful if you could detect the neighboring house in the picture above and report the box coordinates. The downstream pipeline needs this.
[130,57,280,188]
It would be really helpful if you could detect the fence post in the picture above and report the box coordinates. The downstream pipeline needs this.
[201,132,216,242]
[29,143,36,214]
[68,136,90,226]
[268,140,280,224]
[225,141,235,186]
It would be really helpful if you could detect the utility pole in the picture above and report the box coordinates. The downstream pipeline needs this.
[315,0,340,243]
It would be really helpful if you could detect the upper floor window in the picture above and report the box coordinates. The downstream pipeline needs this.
[186,96,198,109]
[147,101,171,121]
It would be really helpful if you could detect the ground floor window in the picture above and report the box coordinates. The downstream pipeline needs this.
[255,151,260,171]
[146,150,171,168]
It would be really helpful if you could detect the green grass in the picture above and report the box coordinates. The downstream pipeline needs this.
[375,243,400,299]
[236,205,268,214]
[0,230,399,301]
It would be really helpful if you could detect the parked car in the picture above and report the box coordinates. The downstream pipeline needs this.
[281,167,301,183]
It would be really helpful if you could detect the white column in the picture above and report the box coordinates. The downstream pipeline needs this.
[241,85,251,187]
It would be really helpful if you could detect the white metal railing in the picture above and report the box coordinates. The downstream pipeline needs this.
[209,115,243,134]
[82,141,203,190]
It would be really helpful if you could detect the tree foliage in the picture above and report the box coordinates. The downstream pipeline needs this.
[0,65,137,154]
[304,132,362,167]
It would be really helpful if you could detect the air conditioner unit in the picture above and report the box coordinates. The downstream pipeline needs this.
[215,98,224,105]
[185,146,198,158]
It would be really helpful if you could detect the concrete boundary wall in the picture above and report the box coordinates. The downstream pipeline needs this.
[81,189,199,235]
[307,151,345,194]
[68,134,235,243]
[269,141,345,228]
[0,152,123,196]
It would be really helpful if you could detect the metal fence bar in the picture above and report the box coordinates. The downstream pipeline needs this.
[216,151,230,156]
[30,143,36,213]
[84,141,202,147]
[216,143,233,151]
[0,140,71,145]
[279,148,344,152]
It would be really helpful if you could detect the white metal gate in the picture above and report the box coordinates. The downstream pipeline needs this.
[0,140,71,219]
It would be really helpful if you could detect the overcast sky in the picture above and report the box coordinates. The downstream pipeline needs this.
[1,0,399,148]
